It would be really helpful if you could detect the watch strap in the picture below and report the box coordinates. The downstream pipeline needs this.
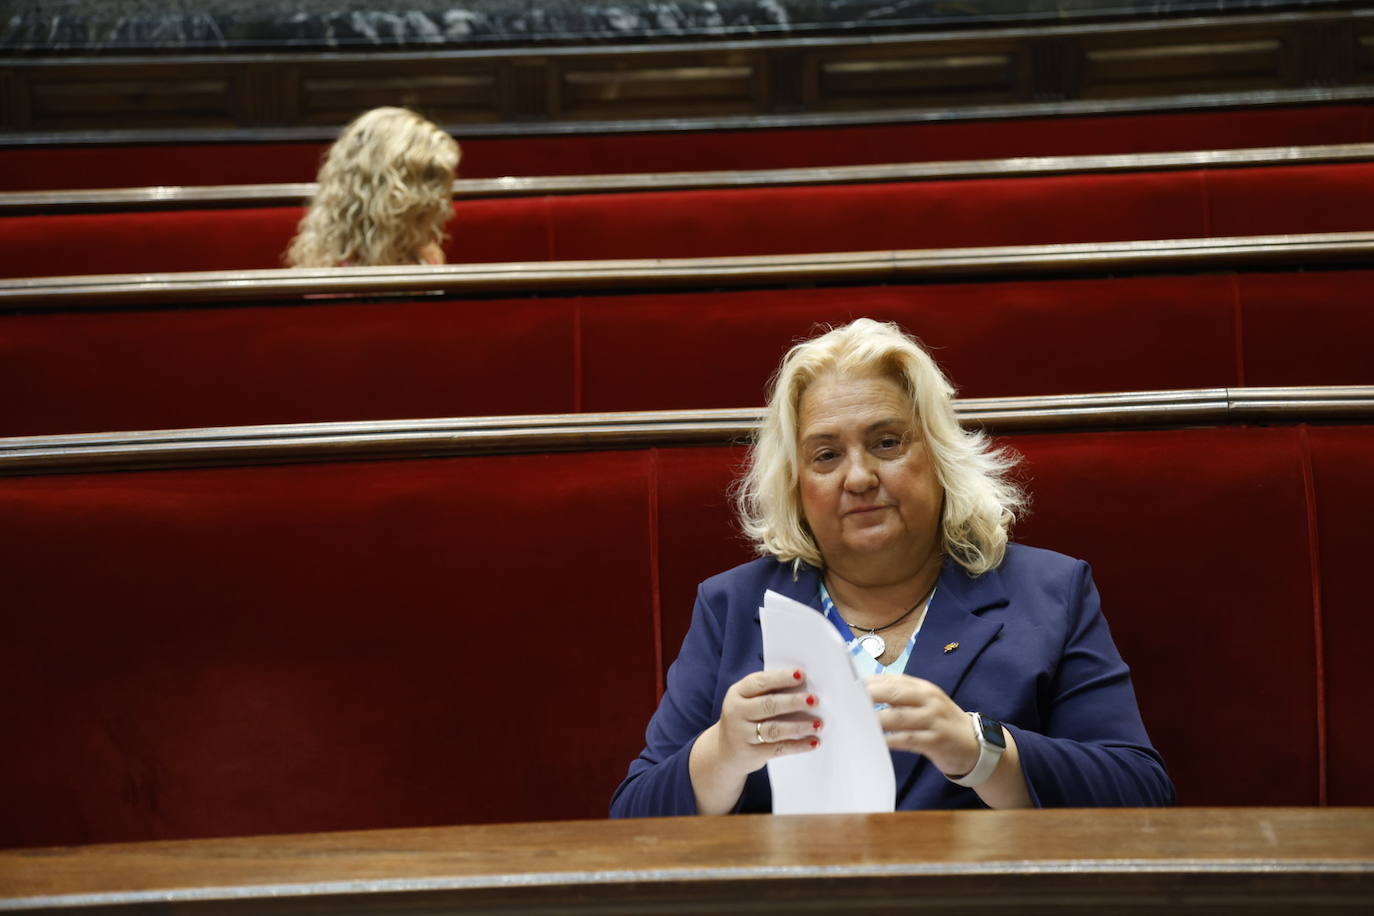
[946,711,1005,788]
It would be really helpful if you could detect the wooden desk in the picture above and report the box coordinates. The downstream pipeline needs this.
[2,808,1371,914]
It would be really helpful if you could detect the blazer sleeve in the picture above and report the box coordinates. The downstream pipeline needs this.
[1011,561,1175,807]
[609,584,726,818]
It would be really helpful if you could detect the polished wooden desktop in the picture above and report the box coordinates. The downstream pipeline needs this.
[2,808,1371,914]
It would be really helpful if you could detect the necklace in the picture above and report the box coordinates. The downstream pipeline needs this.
[837,583,937,660]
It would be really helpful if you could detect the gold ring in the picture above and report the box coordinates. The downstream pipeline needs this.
[755,721,764,743]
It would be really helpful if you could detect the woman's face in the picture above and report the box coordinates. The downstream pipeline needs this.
[796,371,943,580]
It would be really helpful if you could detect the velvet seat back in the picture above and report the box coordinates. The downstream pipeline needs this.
[3,270,1370,437]
[2,423,1368,849]
[4,163,1374,279]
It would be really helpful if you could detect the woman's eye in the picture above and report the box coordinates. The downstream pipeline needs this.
[876,436,902,451]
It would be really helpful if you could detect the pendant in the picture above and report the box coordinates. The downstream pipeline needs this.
[858,632,886,659]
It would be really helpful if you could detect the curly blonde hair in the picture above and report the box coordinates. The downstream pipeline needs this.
[735,318,1026,576]
[285,107,460,267]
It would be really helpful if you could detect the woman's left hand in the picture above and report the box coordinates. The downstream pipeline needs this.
[865,674,978,780]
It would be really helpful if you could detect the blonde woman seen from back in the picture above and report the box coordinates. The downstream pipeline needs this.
[285,107,460,268]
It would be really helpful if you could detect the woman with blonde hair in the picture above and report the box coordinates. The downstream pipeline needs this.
[285,107,460,267]
[611,318,1172,816]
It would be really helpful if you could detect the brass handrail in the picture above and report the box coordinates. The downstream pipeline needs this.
[4,232,1372,310]
[3,143,1370,214]
[3,387,1370,477]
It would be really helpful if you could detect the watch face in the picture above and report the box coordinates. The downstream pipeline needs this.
[979,716,1007,749]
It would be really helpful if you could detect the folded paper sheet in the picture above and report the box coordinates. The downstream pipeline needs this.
[760,589,896,814]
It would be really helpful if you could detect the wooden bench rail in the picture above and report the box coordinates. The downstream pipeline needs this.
[1,809,1370,915]
[2,386,1369,477]
[4,233,1372,309]
[3,143,1370,214]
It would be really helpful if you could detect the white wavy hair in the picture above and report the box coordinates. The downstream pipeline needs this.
[285,107,460,267]
[735,318,1026,576]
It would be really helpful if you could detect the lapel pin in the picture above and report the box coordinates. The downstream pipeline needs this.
[943,642,959,654]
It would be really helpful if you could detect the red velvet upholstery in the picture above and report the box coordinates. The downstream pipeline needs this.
[1,208,298,276]
[6,162,1374,279]
[1206,163,1374,236]
[1006,428,1322,807]
[0,197,553,278]
[578,277,1241,410]
[5,266,1368,439]
[655,445,757,674]
[2,104,1369,191]
[2,422,1365,847]
[1306,426,1374,806]
[543,170,1205,260]
[1237,271,1374,388]
[4,270,1370,438]
[0,453,661,848]
[0,296,578,435]
[0,143,333,193]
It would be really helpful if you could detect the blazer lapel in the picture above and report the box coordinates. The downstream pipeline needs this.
[891,559,1008,796]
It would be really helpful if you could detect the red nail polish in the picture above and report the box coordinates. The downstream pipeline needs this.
[812,720,822,730]
[809,739,818,748]
[793,670,802,680]
[806,694,816,706]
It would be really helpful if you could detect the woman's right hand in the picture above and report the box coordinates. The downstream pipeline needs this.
[688,668,822,814]
[720,667,823,768]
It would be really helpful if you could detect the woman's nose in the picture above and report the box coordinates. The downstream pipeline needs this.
[843,453,879,491]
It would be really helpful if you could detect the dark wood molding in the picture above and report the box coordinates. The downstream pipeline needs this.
[1,808,1370,914]
[3,142,1369,214]
[2,10,1370,141]
[2,232,1371,309]
[2,387,1369,476]
[5,85,1373,148]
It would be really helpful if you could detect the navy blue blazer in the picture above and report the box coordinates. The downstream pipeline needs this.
[610,544,1174,817]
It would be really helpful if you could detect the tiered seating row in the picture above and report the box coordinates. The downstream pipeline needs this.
[4,161,1373,278]
[3,262,1371,437]
[1,393,1370,849]
[3,103,1369,192]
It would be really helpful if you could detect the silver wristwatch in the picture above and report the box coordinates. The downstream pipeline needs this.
[946,711,1007,788]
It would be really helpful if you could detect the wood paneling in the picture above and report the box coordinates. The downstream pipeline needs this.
[0,69,27,130]
[820,52,1016,107]
[300,69,498,124]
[27,65,238,130]
[1359,33,1374,77]
[558,53,760,119]
[1083,39,1283,98]
[1,10,1370,141]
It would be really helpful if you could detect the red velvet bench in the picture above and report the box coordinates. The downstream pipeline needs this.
[2,268,1370,437]
[3,161,1373,279]
[0,412,1369,849]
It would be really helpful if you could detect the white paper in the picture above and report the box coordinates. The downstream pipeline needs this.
[760,589,895,814]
